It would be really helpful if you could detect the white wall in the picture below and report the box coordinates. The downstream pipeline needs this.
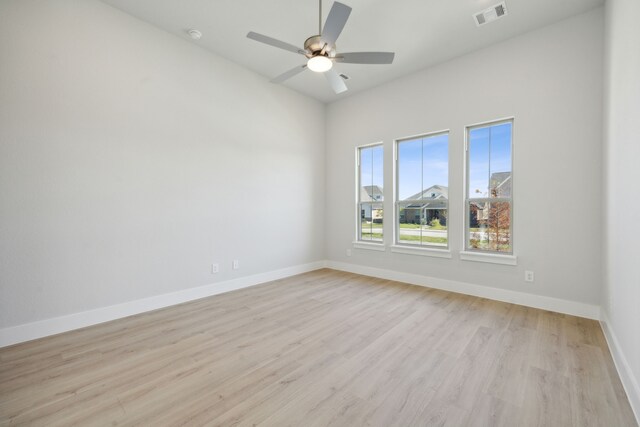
[325,9,604,306]
[602,0,640,417]
[0,0,325,329]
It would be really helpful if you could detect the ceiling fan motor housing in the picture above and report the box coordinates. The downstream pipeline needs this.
[304,35,335,57]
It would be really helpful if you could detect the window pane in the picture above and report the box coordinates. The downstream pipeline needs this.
[468,201,511,252]
[398,200,448,247]
[358,145,383,243]
[360,147,372,202]
[423,133,449,190]
[397,133,449,248]
[422,204,448,247]
[360,202,383,241]
[466,120,513,253]
[489,123,512,198]
[371,146,384,201]
[398,204,423,245]
[360,146,383,203]
[397,138,422,200]
[468,127,490,198]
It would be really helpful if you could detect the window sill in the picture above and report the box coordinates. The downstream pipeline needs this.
[352,241,386,252]
[459,251,517,266]
[390,245,452,259]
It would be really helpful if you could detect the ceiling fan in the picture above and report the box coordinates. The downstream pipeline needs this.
[247,0,395,94]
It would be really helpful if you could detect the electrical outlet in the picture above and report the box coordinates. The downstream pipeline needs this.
[525,270,534,282]
[211,263,219,274]
[346,249,352,257]
[232,259,239,270]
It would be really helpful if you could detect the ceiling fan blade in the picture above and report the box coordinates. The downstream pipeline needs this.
[321,2,352,46]
[271,65,308,84]
[247,31,306,55]
[334,52,395,64]
[325,68,348,94]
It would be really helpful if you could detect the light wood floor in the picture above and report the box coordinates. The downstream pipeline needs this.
[1,269,637,426]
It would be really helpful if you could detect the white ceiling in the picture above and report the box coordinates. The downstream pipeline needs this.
[101,0,603,103]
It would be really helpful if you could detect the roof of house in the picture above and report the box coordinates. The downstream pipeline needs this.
[360,185,383,202]
[404,185,448,202]
[490,172,511,197]
[402,185,448,210]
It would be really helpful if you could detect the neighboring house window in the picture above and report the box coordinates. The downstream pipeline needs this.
[396,132,449,248]
[357,144,384,242]
[465,119,513,253]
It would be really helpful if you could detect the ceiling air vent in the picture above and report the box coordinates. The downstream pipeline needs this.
[474,2,508,27]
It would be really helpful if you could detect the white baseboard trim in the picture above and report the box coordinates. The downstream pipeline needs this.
[600,314,640,424]
[0,261,326,348]
[0,259,603,349]
[325,260,601,320]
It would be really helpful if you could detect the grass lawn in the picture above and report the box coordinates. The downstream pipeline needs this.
[398,223,448,230]
[398,223,421,229]
[399,235,448,244]
[363,232,447,245]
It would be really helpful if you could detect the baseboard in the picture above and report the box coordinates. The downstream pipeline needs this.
[0,261,326,348]
[325,260,601,320]
[600,314,640,424]
[0,259,602,348]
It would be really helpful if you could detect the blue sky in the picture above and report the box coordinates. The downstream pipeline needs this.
[468,122,512,197]
[360,145,384,195]
[361,122,511,201]
[398,133,449,200]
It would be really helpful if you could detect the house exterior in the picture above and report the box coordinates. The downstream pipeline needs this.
[470,171,511,226]
[490,171,511,198]
[400,185,448,225]
[363,173,511,227]
[360,185,383,223]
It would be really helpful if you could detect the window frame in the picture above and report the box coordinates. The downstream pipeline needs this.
[463,117,514,256]
[355,142,385,246]
[394,130,450,251]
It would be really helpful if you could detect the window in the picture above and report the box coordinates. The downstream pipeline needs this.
[357,144,384,242]
[396,132,449,248]
[465,119,513,253]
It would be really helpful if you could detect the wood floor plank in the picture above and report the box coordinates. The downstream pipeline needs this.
[465,394,522,427]
[0,269,636,427]
[484,326,535,406]
[518,366,572,427]
[431,326,503,411]
[209,352,348,426]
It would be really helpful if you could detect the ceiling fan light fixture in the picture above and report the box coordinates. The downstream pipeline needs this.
[307,55,333,73]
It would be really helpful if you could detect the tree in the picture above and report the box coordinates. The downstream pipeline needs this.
[485,201,511,251]
[470,198,511,252]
